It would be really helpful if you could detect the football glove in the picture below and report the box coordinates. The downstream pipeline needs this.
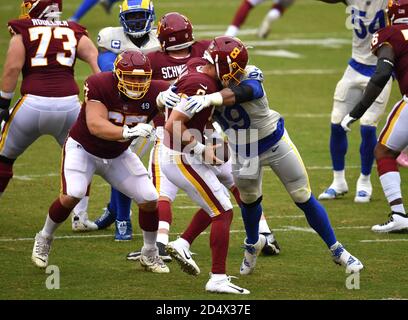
[184,92,223,114]
[341,113,357,132]
[0,96,11,124]
[122,123,154,140]
[156,85,180,109]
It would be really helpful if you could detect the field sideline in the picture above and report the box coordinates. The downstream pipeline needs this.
[0,0,407,300]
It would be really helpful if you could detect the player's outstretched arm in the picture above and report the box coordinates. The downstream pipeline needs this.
[341,45,395,131]
[77,35,101,74]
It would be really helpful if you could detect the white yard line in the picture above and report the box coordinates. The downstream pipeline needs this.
[0,225,374,242]
[360,239,408,243]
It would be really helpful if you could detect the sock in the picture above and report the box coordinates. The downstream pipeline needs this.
[157,221,170,244]
[70,0,99,21]
[360,125,377,176]
[73,196,89,215]
[181,209,212,245]
[333,170,346,186]
[0,160,13,194]
[330,123,348,171]
[259,214,271,234]
[210,210,233,274]
[158,200,172,225]
[47,198,73,225]
[377,157,405,213]
[266,7,282,22]
[142,231,157,251]
[41,215,61,238]
[110,188,132,221]
[139,207,159,232]
[231,0,253,28]
[230,186,242,207]
[241,198,263,244]
[225,25,239,37]
[296,195,337,248]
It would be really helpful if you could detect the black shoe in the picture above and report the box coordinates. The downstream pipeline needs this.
[261,232,280,256]
[157,242,172,262]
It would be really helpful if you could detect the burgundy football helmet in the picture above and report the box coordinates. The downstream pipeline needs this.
[204,36,248,87]
[114,50,152,100]
[157,12,194,51]
[387,0,408,24]
[20,0,62,20]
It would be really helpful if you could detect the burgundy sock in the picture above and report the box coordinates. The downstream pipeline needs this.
[0,161,13,193]
[231,0,253,27]
[210,210,233,274]
[181,209,212,245]
[158,200,172,225]
[139,207,159,231]
[49,198,73,223]
[230,186,242,207]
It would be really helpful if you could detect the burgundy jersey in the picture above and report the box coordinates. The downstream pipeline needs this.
[371,24,408,96]
[69,72,168,159]
[7,19,88,97]
[148,40,211,128]
[164,58,222,151]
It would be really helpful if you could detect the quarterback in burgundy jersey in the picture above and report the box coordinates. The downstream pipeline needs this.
[341,0,408,233]
[31,50,169,274]
[161,37,251,295]
[0,0,99,230]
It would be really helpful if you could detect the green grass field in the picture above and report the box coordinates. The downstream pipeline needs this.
[0,0,407,300]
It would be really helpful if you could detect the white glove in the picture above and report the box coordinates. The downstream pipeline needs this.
[341,114,357,132]
[184,92,223,114]
[156,85,180,109]
[122,123,154,140]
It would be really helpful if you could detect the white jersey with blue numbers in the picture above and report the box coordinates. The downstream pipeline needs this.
[346,0,388,66]
[97,26,160,55]
[214,65,282,157]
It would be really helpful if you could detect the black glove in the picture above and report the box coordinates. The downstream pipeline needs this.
[0,97,11,124]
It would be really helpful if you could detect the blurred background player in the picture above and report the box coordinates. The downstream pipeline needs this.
[90,0,159,240]
[184,37,364,276]
[31,50,170,274]
[69,0,121,22]
[341,0,408,233]
[0,0,100,230]
[225,0,295,39]
[318,0,392,203]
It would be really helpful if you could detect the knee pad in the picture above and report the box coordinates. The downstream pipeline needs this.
[290,186,311,203]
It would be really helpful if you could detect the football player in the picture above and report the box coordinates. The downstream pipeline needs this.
[69,0,121,22]
[0,0,100,229]
[397,147,408,167]
[31,50,170,274]
[183,37,364,276]
[318,0,392,204]
[160,37,250,294]
[341,0,408,233]
[89,0,159,240]
[225,0,295,39]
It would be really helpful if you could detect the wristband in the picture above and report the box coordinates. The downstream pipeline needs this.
[207,92,223,106]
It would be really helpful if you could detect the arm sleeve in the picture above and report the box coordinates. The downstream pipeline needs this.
[230,79,264,103]
[97,51,117,72]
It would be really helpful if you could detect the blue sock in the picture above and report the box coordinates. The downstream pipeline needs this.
[360,125,377,176]
[296,195,337,248]
[110,188,132,221]
[241,198,263,245]
[71,0,99,21]
[330,123,348,171]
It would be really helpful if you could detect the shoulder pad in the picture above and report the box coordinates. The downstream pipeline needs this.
[97,27,127,53]
[244,65,264,82]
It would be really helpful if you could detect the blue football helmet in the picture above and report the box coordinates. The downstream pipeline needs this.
[119,0,155,38]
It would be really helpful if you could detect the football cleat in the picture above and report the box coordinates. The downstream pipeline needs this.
[331,242,363,273]
[140,250,170,274]
[166,238,200,276]
[32,232,53,269]
[318,183,348,200]
[397,151,408,168]
[71,212,98,232]
[205,273,250,295]
[240,235,266,275]
[115,219,132,241]
[94,206,116,230]
[126,242,172,262]
[261,232,280,256]
[354,176,372,203]
[371,212,408,233]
